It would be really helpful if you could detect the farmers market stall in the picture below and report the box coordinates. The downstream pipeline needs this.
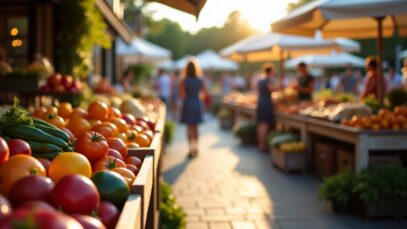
[220,94,407,173]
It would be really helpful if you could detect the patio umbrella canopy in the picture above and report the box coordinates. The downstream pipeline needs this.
[285,52,365,69]
[175,50,239,71]
[116,37,171,64]
[271,0,407,101]
[147,0,207,17]
[219,32,360,62]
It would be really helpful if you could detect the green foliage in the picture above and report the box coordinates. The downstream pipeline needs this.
[386,88,407,108]
[3,70,41,79]
[320,170,356,207]
[160,181,186,229]
[56,0,111,78]
[363,94,384,113]
[268,132,299,147]
[233,121,256,138]
[128,64,154,84]
[164,120,175,144]
[353,165,407,203]
[287,0,313,12]
[0,98,33,130]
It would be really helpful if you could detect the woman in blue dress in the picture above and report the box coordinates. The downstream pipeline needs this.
[180,59,209,157]
[256,64,278,152]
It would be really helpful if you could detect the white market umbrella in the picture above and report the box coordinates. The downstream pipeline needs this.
[116,37,171,64]
[174,56,192,70]
[271,0,407,102]
[220,32,360,62]
[196,50,239,71]
[285,52,365,69]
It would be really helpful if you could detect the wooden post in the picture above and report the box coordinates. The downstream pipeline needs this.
[376,17,385,103]
[279,49,285,88]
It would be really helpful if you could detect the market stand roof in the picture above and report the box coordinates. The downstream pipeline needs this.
[285,52,365,69]
[147,0,207,18]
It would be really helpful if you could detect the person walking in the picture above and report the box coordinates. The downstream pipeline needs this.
[179,59,209,158]
[170,71,181,120]
[361,56,383,99]
[256,63,278,152]
[155,69,172,107]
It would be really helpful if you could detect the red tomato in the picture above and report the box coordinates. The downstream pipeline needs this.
[9,175,54,207]
[20,201,56,212]
[6,139,31,156]
[126,164,139,176]
[0,207,82,229]
[71,214,106,229]
[93,156,126,172]
[107,149,123,161]
[121,113,135,125]
[61,127,76,141]
[75,131,109,163]
[0,137,9,164]
[106,138,127,159]
[97,201,119,229]
[51,174,100,215]
[112,167,136,188]
[125,156,142,169]
[0,195,11,221]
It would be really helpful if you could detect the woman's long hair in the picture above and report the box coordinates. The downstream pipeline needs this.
[181,57,203,78]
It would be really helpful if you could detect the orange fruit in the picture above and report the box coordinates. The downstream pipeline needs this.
[33,107,47,119]
[88,101,109,121]
[88,119,102,127]
[134,134,150,147]
[108,118,128,133]
[44,114,66,129]
[45,106,58,116]
[127,142,139,148]
[118,132,128,143]
[70,107,88,119]
[67,116,92,137]
[92,122,119,138]
[142,130,154,141]
[108,107,122,118]
[58,102,73,119]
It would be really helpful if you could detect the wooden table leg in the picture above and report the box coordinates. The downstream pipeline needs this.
[355,134,369,172]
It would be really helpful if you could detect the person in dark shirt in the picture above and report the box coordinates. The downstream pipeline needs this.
[296,62,314,101]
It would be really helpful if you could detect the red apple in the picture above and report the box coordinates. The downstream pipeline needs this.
[47,74,62,88]
[61,75,73,89]
[121,113,135,125]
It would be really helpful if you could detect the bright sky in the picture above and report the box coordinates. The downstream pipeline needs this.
[144,0,296,33]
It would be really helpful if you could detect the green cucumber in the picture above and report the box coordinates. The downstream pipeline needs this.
[32,118,59,129]
[34,124,70,142]
[27,141,62,154]
[4,125,68,148]
[32,151,61,160]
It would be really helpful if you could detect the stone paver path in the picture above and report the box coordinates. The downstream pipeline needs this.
[162,118,407,229]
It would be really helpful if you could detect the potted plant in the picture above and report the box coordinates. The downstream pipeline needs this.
[319,170,355,213]
[233,121,257,145]
[217,108,234,130]
[352,165,407,218]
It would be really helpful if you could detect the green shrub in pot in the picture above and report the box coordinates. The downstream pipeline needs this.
[233,121,257,144]
[319,170,355,212]
[353,165,407,203]
[217,108,233,119]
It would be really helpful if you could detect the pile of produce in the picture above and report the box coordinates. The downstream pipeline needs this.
[233,121,257,144]
[341,106,407,130]
[0,100,145,228]
[33,99,156,148]
[268,131,299,149]
[39,73,84,93]
[279,142,305,153]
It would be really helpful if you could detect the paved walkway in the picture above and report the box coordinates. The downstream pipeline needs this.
[162,118,407,229]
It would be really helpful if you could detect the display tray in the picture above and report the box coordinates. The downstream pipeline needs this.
[131,155,154,229]
[271,147,306,173]
[116,194,142,229]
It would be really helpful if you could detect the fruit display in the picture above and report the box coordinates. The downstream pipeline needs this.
[341,106,407,130]
[0,99,151,228]
[279,141,305,153]
[39,73,84,93]
[300,102,372,121]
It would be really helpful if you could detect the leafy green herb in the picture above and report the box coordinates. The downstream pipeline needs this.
[319,170,355,207]
[0,97,33,129]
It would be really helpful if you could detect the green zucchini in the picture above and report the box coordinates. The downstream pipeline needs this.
[32,118,58,129]
[32,151,61,160]
[27,141,62,154]
[4,125,68,148]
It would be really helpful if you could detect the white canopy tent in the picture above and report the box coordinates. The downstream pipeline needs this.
[116,37,171,65]
[220,32,360,62]
[174,50,239,71]
[285,52,365,69]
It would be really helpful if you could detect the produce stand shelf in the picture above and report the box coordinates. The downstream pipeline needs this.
[116,194,142,229]
[221,100,407,172]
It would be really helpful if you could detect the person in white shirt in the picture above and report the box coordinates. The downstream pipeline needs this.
[155,69,172,107]
[385,66,402,92]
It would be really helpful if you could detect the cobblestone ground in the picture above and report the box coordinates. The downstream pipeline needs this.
[162,118,407,229]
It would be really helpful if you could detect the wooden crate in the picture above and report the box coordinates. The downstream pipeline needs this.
[315,141,336,179]
[116,194,142,229]
[131,155,154,229]
[336,149,355,173]
[271,147,305,173]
